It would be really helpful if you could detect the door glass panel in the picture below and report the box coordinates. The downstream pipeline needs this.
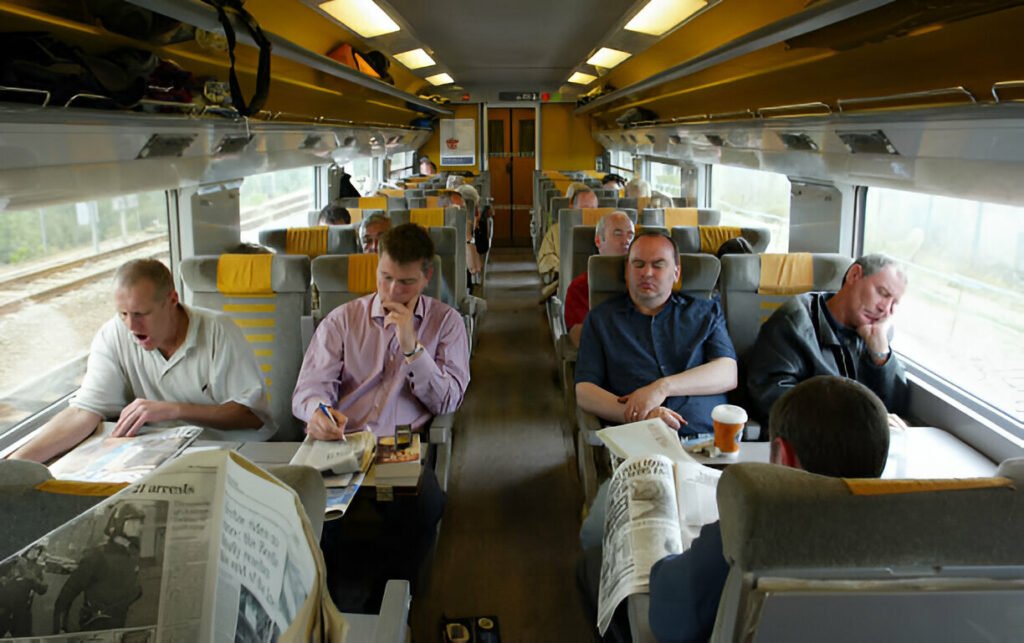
[518,120,535,155]
[488,121,505,155]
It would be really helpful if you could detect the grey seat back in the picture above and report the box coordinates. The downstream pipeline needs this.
[338,196,405,212]
[389,207,467,305]
[180,254,311,441]
[671,226,772,254]
[713,460,1024,643]
[639,208,721,227]
[719,253,851,356]
[258,225,361,256]
[588,253,721,310]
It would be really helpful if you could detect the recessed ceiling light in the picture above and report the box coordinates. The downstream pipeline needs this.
[568,72,597,85]
[587,48,632,69]
[625,0,707,36]
[319,0,400,38]
[426,73,454,86]
[394,48,435,70]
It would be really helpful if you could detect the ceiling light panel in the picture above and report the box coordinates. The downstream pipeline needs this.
[568,72,597,85]
[319,0,400,38]
[625,0,707,36]
[394,48,435,70]
[587,48,632,69]
[426,73,454,86]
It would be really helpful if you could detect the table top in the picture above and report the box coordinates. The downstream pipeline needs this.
[689,426,997,479]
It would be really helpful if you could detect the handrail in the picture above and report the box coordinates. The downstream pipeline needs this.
[991,80,1024,103]
[575,0,895,115]
[837,87,976,112]
[124,0,451,116]
[757,101,832,118]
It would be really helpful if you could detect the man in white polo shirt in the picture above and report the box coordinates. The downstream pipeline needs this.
[10,259,270,463]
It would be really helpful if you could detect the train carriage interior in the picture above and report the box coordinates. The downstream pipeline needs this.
[1,0,1023,640]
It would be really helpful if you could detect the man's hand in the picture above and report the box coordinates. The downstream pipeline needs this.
[888,413,908,430]
[305,407,348,441]
[618,380,668,423]
[113,399,179,437]
[856,319,891,362]
[645,406,687,430]
[382,300,418,354]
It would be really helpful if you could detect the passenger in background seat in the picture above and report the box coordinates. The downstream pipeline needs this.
[537,184,600,292]
[564,211,635,346]
[575,230,737,435]
[358,212,391,254]
[648,376,890,643]
[601,173,626,193]
[418,155,437,176]
[441,185,490,291]
[746,253,909,430]
[9,259,270,463]
[317,202,351,225]
[624,177,652,198]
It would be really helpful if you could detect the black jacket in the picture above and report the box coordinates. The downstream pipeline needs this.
[746,292,908,427]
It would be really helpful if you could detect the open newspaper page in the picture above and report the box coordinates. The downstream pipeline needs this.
[0,450,347,642]
[47,422,202,483]
[595,419,723,635]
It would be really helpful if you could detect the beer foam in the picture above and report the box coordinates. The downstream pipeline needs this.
[712,404,747,425]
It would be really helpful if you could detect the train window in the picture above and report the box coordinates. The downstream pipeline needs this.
[608,150,634,179]
[0,191,169,435]
[710,165,790,252]
[390,150,415,179]
[863,187,1024,423]
[649,161,682,197]
[239,167,316,243]
[347,157,375,195]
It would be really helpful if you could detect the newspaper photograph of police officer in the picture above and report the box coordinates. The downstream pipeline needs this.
[0,499,168,639]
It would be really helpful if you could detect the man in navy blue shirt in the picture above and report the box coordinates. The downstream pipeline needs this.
[575,230,738,437]
[648,376,890,642]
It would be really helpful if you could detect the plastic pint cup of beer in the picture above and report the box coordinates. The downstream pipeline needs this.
[712,404,747,457]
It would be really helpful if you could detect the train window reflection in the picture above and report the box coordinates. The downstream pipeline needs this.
[0,191,169,434]
[864,187,1024,423]
[710,165,790,252]
[239,167,315,243]
[608,150,634,179]
[650,161,682,197]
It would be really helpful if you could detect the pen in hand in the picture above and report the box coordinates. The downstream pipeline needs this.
[318,402,345,441]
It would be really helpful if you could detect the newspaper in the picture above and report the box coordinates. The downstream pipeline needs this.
[47,423,201,483]
[595,420,722,635]
[0,450,348,642]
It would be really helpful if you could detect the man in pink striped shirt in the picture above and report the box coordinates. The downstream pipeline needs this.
[292,223,470,440]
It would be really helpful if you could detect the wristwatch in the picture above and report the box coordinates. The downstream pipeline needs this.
[403,343,424,359]
[871,349,890,362]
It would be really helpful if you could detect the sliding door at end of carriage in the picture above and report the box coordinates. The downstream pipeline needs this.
[488,108,535,247]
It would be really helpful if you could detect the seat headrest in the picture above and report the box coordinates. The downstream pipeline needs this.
[588,253,721,307]
[718,463,1023,571]
[719,253,851,292]
[180,255,311,295]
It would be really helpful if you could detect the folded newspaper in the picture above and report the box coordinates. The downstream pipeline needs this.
[47,423,202,483]
[0,450,348,642]
[595,419,722,635]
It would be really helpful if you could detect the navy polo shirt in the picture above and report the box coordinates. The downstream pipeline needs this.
[575,292,736,436]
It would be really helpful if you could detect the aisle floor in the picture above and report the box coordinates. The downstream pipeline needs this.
[410,248,596,641]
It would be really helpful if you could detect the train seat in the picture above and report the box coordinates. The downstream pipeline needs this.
[557,209,639,302]
[180,254,311,442]
[574,254,722,504]
[670,225,771,254]
[338,195,406,212]
[258,224,363,256]
[639,207,721,227]
[618,196,687,211]
[718,253,851,357]
[709,459,1024,642]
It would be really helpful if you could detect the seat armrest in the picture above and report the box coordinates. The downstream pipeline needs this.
[576,407,604,446]
[373,579,411,643]
[557,333,578,364]
[429,413,454,444]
